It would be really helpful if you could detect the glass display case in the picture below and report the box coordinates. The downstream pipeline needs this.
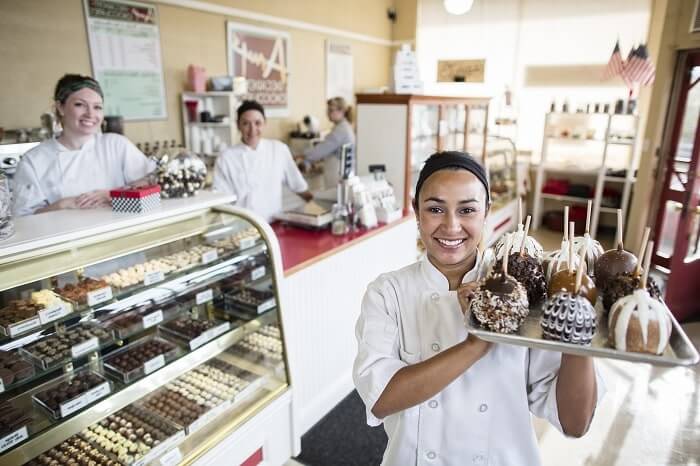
[356,94,491,212]
[485,135,519,211]
[0,205,290,465]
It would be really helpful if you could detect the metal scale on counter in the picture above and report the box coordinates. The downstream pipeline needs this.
[275,143,355,230]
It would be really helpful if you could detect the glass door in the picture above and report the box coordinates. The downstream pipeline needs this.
[652,50,700,321]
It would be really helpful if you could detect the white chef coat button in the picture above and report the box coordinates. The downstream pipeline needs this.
[429,400,438,408]
[426,451,437,460]
[430,292,440,302]
[479,403,488,412]
[431,343,441,352]
[473,454,485,464]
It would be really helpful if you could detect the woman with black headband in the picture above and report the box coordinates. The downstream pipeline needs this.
[12,74,154,216]
[353,151,603,465]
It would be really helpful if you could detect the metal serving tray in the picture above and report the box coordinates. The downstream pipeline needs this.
[465,302,700,367]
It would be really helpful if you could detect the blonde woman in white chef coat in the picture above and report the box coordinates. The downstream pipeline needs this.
[353,152,604,466]
[12,74,154,216]
[213,100,313,222]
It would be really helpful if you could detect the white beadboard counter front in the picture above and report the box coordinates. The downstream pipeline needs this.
[273,217,417,443]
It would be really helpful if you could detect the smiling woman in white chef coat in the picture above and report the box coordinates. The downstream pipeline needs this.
[12,74,155,216]
[212,100,313,222]
[353,152,604,466]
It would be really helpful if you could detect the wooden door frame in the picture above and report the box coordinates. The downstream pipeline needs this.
[650,50,699,268]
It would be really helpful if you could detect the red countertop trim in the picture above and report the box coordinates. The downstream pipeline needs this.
[271,215,413,276]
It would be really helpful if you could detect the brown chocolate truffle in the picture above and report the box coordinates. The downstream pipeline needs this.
[594,245,637,294]
[469,272,529,334]
[495,253,547,305]
[548,268,598,305]
[602,272,662,311]
[609,289,672,354]
[541,292,597,345]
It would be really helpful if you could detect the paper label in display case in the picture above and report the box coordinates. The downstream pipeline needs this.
[144,270,165,286]
[201,250,218,264]
[7,316,41,338]
[59,381,111,418]
[71,337,99,358]
[239,237,256,250]
[38,302,70,325]
[142,310,164,329]
[87,287,113,307]
[0,426,28,453]
[159,447,183,466]
[189,322,230,350]
[251,266,266,281]
[257,298,276,314]
[144,354,165,375]
[196,289,214,305]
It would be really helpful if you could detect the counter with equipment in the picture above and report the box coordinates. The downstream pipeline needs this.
[0,195,295,466]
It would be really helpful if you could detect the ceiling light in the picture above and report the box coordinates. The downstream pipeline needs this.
[444,0,474,15]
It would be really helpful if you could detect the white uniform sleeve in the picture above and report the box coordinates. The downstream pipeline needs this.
[281,143,309,193]
[303,126,344,163]
[353,277,408,427]
[11,158,48,216]
[526,349,606,436]
[111,135,155,184]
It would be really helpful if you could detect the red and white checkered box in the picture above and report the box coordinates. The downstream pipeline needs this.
[110,185,161,213]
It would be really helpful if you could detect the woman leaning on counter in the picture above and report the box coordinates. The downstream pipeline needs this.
[353,152,604,466]
[12,74,154,216]
[298,96,355,188]
[212,100,313,222]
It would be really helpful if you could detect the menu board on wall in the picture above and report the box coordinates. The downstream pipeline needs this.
[326,41,353,103]
[83,0,167,120]
[227,22,290,117]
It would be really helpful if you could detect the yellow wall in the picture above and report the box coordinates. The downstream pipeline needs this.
[626,0,700,248]
[0,0,395,144]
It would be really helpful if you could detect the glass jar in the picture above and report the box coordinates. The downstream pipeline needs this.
[0,171,14,240]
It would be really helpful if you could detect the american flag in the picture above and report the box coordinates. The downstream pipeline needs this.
[624,43,655,86]
[602,41,629,86]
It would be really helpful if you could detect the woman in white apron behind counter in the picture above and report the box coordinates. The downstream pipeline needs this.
[298,97,355,189]
[212,100,313,222]
[12,74,155,216]
[353,152,604,466]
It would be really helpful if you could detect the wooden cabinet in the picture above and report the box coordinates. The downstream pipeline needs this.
[356,94,490,211]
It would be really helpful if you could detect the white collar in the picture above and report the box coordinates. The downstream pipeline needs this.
[53,134,97,153]
[419,250,482,291]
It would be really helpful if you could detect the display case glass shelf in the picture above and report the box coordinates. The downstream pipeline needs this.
[0,204,290,466]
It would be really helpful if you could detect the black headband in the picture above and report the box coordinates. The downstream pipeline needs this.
[237,100,265,121]
[55,76,103,103]
[414,151,490,206]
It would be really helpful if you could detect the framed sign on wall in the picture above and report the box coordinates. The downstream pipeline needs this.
[83,0,167,120]
[437,59,485,83]
[227,22,291,117]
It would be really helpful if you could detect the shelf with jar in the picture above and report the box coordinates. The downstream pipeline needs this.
[532,112,640,238]
[0,202,294,466]
[181,92,239,157]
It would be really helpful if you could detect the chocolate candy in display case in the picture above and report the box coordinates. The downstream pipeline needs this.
[0,349,35,387]
[104,336,179,383]
[0,401,31,438]
[33,370,112,419]
[155,149,207,199]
